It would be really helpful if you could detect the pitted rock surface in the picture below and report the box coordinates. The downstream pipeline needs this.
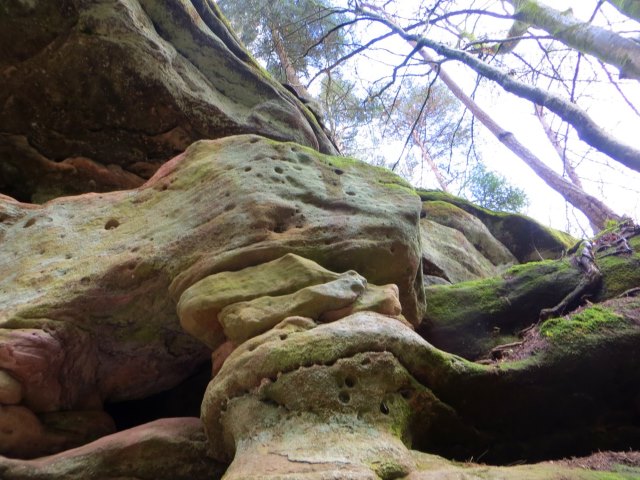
[0,135,422,457]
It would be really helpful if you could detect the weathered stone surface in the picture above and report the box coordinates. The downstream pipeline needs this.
[423,201,518,267]
[0,135,422,457]
[202,302,640,469]
[0,406,115,459]
[421,258,585,359]
[319,283,403,322]
[181,254,404,347]
[179,253,350,348]
[0,418,226,480]
[420,199,518,283]
[419,190,575,263]
[0,0,335,203]
[218,270,367,344]
[420,218,501,283]
[2,415,631,479]
[202,313,478,476]
[3,2,640,476]
[407,450,640,479]
[0,370,22,405]
[421,230,640,360]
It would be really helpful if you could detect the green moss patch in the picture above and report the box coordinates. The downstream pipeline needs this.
[596,235,640,300]
[540,305,629,342]
[422,258,581,359]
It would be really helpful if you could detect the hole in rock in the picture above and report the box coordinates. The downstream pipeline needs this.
[273,223,287,234]
[338,391,350,404]
[244,166,252,172]
[274,166,284,174]
[279,334,288,340]
[334,168,344,175]
[380,401,389,415]
[344,376,356,388]
[104,219,120,230]
[23,218,36,228]
[104,361,211,431]
[399,389,412,400]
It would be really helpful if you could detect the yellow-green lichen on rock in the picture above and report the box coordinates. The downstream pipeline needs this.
[0,134,424,458]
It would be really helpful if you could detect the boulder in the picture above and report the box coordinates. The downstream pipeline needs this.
[421,230,640,360]
[419,190,575,264]
[0,418,226,480]
[201,313,482,471]
[420,218,504,283]
[0,0,335,203]
[0,135,423,457]
[1,415,634,479]
[179,253,403,347]
[202,304,640,472]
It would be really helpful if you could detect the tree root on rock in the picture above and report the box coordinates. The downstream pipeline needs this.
[539,241,602,321]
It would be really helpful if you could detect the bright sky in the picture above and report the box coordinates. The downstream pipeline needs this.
[328,0,640,236]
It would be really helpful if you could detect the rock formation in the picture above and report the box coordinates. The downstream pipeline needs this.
[1,1,640,479]
[0,0,335,203]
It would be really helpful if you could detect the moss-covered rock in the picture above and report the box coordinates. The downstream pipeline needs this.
[421,218,502,283]
[421,258,583,359]
[419,190,575,262]
[423,200,517,267]
[596,235,640,300]
[201,302,640,471]
[178,254,403,347]
[0,135,423,457]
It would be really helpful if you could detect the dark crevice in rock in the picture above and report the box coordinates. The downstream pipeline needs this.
[104,361,211,431]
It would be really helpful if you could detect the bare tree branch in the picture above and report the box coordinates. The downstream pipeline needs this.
[506,0,640,80]
[366,19,640,173]
[357,3,621,229]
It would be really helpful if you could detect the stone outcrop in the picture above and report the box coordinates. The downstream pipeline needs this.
[199,301,640,474]
[419,190,575,265]
[2,1,640,478]
[0,134,422,457]
[0,418,226,480]
[2,416,634,479]
[420,200,518,284]
[178,253,403,348]
[0,0,335,203]
[421,229,640,360]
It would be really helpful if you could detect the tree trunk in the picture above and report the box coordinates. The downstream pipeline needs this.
[605,0,640,22]
[270,24,313,99]
[533,105,584,189]
[410,129,450,192]
[507,0,640,80]
[408,35,640,174]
